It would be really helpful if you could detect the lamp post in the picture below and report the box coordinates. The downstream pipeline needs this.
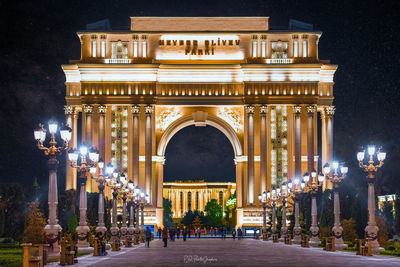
[68,146,99,248]
[279,183,290,242]
[107,171,121,244]
[303,169,324,246]
[127,182,136,245]
[266,188,279,237]
[357,146,386,252]
[34,122,71,257]
[119,174,129,242]
[258,191,268,241]
[323,161,348,249]
[93,161,113,235]
[287,177,305,244]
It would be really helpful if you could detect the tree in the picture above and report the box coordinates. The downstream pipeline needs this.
[204,199,222,227]
[23,201,46,244]
[67,213,78,234]
[342,218,358,242]
[163,198,173,228]
[381,202,394,237]
[376,215,389,247]
[394,197,400,235]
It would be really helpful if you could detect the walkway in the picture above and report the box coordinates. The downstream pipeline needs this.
[59,239,400,266]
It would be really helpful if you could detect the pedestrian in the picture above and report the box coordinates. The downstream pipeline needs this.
[232,229,236,240]
[162,227,168,247]
[215,227,218,237]
[177,227,181,239]
[170,228,175,241]
[198,228,201,238]
[145,226,152,247]
[210,227,214,237]
[158,228,162,239]
[183,226,187,241]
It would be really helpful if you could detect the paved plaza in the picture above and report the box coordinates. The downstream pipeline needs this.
[59,238,400,267]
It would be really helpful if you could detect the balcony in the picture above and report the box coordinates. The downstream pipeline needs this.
[104,58,132,64]
[265,58,293,64]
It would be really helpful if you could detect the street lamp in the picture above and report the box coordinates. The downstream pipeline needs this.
[258,191,268,241]
[358,145,386,252]
[287,177,305,244]
[68,145,99,248]
[34,122,71,257]
[106,170,121,244]
[266,187,279,238]
[323,161,348,249]
[93,161,112,235]
[302,169,324,245]
[119,174,129,242]
[279,183,290,242]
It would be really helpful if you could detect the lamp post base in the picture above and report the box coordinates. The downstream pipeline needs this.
[76,225,90,248]
[309,236,320,246]
[44,224,62,259]
[334,237,347,250]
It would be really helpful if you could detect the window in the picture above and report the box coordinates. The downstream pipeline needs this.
[219,191,223,206]
[271,41,288,59]
[196,191,199,210]
[180,191,183,211]
[302,37,308,57]
[188,192,192,210]
[91,36,97,57]
[293,38,298,57]
[111,40,128,59]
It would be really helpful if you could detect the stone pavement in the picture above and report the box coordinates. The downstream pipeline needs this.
[58,238,400,266]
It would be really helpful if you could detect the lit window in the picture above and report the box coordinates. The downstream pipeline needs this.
[111,41,128,59]
[293,37,298,57]
[188,192,192,211]
[196,192,199,210]
[219,191,223,206]
[303,37,308,57]
[91,36,97,58]
[271,41,288,59]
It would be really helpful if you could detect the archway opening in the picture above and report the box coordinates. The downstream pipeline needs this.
[163,125,237,232]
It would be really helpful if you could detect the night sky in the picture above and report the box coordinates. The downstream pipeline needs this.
[1,0,399,194]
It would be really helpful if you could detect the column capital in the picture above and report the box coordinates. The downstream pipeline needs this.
[132,35,139,41]
[306,105,316,115]
[145,105,154,114]
[259,105,268,115]
[245,105,255,114]
[83,105,93,114]
[294,105,302,116]
[64,105,74,116]
[325,106,335,117]
[98,105,107,115]
[131,105,140,115]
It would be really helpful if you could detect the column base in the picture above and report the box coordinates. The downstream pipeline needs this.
[44,224,62,258]
[309,237,320,246]
[76,225,90,248]
[292,235,301,244]
[334,237,347,250]
[156,207,164,228]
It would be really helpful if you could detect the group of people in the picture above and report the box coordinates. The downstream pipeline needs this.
[158,226,194,247]
[208,227,244,239]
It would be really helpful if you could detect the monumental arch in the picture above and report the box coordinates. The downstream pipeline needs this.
[62,17,337,228]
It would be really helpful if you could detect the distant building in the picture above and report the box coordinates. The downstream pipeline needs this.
[377,194,398,211]
[163,180,236,218]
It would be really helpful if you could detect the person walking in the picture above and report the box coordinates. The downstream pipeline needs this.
[145,227,152,247]
[162,227,168,247]
[158,228,162,239]
[238,227,242,240]
[182,227,187,241]
[170,228,175,241]
[197,228,201,239]
[177,227,181,239]
[232,229,236,240]
[210,227,214,237]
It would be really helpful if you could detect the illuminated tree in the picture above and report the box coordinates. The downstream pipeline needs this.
[23,201,46,244]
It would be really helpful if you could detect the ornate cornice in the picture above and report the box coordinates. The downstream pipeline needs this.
[306,105,316,115]
[145,105,154,114]
[246,105,255,114]
[325,106,335,117]
[64,105,74,116]
[293,105,302,116]
[98,105,107,115]
[259,105,268,115]
[131,105,140,115]
[83,105,93,114]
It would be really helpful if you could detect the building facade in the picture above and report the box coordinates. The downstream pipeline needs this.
[163,180,236,218]
[62,16,337,228]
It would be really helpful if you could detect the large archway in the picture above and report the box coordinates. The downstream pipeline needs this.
[155,112,243,227]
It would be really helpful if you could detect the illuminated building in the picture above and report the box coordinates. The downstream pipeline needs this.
[62,17,337,228]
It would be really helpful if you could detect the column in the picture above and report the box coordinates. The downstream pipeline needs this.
[332,186,345,248]
[366,180,380,251]
[64,106,76,190]
[293,196,301,243]
[280,199,287,241]
[310,194,320,245]
[294,106,302,178]
[306,105,316,173]
[83,105,93,144]
[325,107,334,188]
[260,105,267,194]
[246,105,255,204]
[131,105,140,185]
[141,35,147,58]
[133,35,138,58]
[261,36,266,57]
[144,105,153,198]
[98,105,107,160]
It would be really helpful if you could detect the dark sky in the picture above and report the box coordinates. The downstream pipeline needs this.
[0,0,399,193]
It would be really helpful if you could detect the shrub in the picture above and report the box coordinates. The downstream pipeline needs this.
[342,218,358,242]
[23,201,46,244]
